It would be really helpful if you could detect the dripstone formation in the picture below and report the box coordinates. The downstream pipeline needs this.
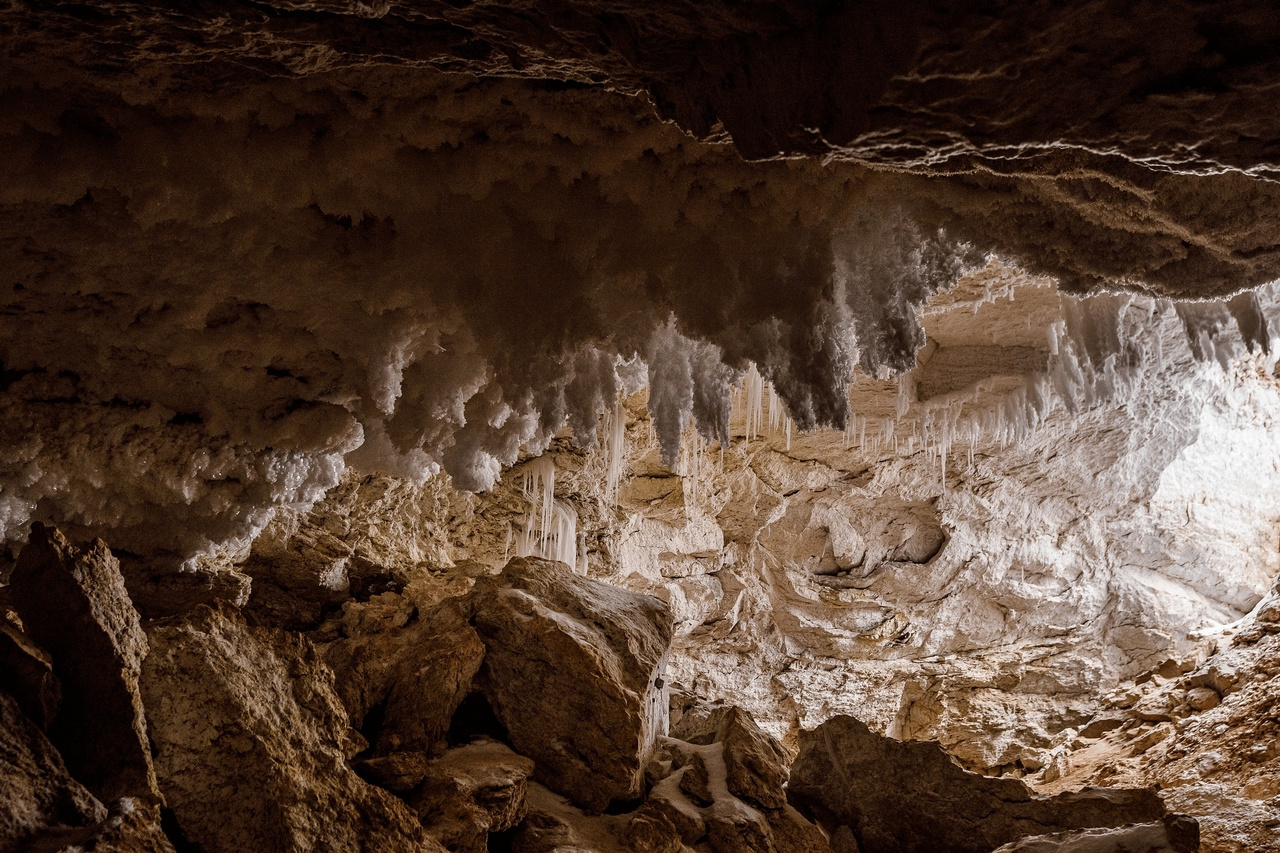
[4,2,1280,852]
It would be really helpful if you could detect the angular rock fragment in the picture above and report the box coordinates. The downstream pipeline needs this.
[0,690,106,851]
[647,707,832,853]
[8,525,156,801]
[0,619,59,730]
[468,557,673,813]
[325,592,485,758]
[990,814,1200,852]
[37,798,179,853]
[140,602,436,852]
[409,739,535,853]
[789,715,1166,853]
[117,557,251,620]
[673,705,790,810]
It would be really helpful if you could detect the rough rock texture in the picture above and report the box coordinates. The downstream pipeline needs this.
[325,591,485,759]
[409,739,535,853]
[140,602,435,853]
[0,690,106,852]
[1032,580,1280,852]
[646,707,832,853]
[789,715,1168,853]
[671,705,790,811]
[7,526,156,802]
[7,3,1280,564]
[469,557,674,813]
[0,619,60,731]
[991,815,1200,853]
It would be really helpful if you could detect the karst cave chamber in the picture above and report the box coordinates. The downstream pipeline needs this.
[1,2,1280,852]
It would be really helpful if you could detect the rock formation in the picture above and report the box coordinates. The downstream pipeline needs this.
[140,601,434,852]
[5,3,1280,852]
[468,557,673,813]
[789,714,1168,853]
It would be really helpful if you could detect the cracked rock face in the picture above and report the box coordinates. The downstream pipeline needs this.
[6,3,1280,566]
[140,602,434,852]
[4,3,1280,852]
[788,714,1167,853]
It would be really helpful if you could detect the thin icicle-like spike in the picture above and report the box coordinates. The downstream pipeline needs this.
[603,396,626,506]
[744,363,764,442]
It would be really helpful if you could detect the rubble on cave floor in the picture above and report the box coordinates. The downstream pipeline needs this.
[0,531,1221,853]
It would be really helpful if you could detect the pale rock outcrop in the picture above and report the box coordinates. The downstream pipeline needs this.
[0,690,105,852]
[408,739,535,853]
[637,705,831,853]
[468,557,674,813]
[1036,601,1280,853]
[7,525,156,802]
[140,602,437,852]
[990,815,1200,853]
[789,715,1170,853]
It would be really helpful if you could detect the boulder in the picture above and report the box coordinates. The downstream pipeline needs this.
[646,724,832,853]
[789,716,1167,853]
[140,602,437,852]
[0,620,59,730]
[409,739,535,853]
[468,557,673,813]
[8,525,156,801]
[0,690,106,852]
[673,705,789,810]
[990,814,1201,852]
[324,592,485,758]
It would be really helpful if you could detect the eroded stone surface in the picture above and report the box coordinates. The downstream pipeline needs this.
[990,814,1200,853]
[409,739,535,853]
[0,690,105,852]
[140,602,435,852]
[789,715,1167,853]
[0,620,59,731]
[8,526,156,802]
[469,557,673,813]
[325,592,484,758]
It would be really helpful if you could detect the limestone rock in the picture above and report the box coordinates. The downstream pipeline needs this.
[8,525,156,802]
[33,798,179,853]
[140,602,435,852]
[353,752,435,793]
[990,814,1201,853]
[673,706,789,810]
[647,720,833,853]
[0,620,59,730]
[789,716,1166,853]
[468,557,674,813]
[409,739,535,853]
[1184,686,1220,712]
[0,690,106,852]
[117,557,251,621]
[324,593,484,758]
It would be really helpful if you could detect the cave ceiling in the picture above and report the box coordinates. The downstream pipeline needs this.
[3,1,1280,562]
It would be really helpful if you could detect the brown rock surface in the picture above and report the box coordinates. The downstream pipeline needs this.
[673,705,790,810]
[0,620,60,731]
[140,602,436,852]
[789,715,1167,853]
[409,738,535,853]
[7,525,156,802]
[468,557,674,813]
[325,592,484,758]
[990,814,1200,853]
[0,690,106,852]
